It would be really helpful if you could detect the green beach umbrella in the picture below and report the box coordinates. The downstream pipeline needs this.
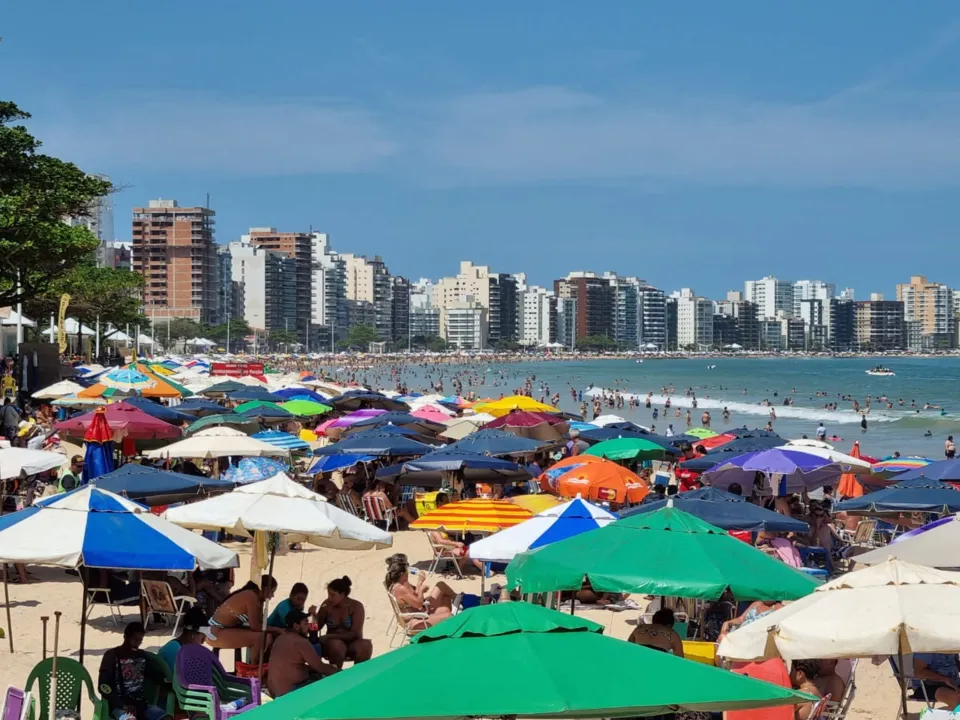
[686,427,719,439]
[507,506,819,601]
[279,399,333,417]
[584,437,667,461]
[242,602,811,720]
[184,413,260,436]
[234,400,285,415]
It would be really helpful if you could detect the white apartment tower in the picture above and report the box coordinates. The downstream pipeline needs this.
[744,276,795,319]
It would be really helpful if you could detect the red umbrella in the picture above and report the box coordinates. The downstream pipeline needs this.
[54,402,182,441]
[83,406,114,443]
[485,410,569,442]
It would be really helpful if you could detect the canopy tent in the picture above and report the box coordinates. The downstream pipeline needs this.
[623,487,810,533]
[239,602,811,720]
[852,514,960,568]
[507,506,819,601]
[144,427,291,459]
[93,464,235,506]
[834,475,960,515]
[376,450,531,489]
[469,497,617,564]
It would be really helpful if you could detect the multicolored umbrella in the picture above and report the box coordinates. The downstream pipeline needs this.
[702,448,847,493]
[315,409,387,435]
[410,498,533,534]
[871,456,933,479]
[222,457,289,485]
[473,395,560,418]
[250,430,311,453]
[98,367,155,392]
[82,407,115,484]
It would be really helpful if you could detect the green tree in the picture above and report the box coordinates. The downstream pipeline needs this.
[425,335,449,352]
[345,324,379,348]
[576,334,616,352]
[268,328,298,351]
[0,102,113,307]
[205,318,252,352]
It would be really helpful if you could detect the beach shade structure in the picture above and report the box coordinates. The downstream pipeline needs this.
[717,558,960,717]
[327,390,410,412]
[0,485,238,657]
[98,367,156,392]
[226,387,285,403]
[222,457,289,486]
[623,487,810,533]
[438,414,496,441]
[199,380,248,396]
[144,427,291,460]
[686,427,719,439]
[472,395,560,418]
[871,456,933,479]
[234,399,290,415]
[55,403,183,441]
[81,407,115,483]
[126,363,195,399]
[469,497,617,564]
[120,397,195,425]
[894,458,960,485]
[410,497,533,534]
[273,387,330,403]
[539,455,649,505]
[485,410,569,442]
[343,411,446,436]
[836,441,867,499]
[250,430,311,453]
[775,443,872,474]
[31,380,86,400]
[509,493,564,514]
[591,414,626,427]
[833,475,960,515]
[852,514,960,568]
[677,437,787,472]
[446,428,548,457]
[279,399,332,417]
[307,454,375,475]
[583,437,669,462]
[701,448,848,494]
[241,602,811,720]
[313,432,435,458]
[691,432,738,452]
[506,506,819,601]
[409,407,454,424]
[315,409,388,435]
[94,464,235,506]
[176,397,228,416]
[568,420,598,432]
[0,447,67,480]
[184,413,261,436]
[377,450,531,490]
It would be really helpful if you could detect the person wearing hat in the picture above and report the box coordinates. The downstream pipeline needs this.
[156,606,208,673]
[58,455,84,493]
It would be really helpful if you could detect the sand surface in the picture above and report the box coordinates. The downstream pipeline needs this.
[0,530,915,718]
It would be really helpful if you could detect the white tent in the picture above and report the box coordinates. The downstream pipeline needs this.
[32,380,86,400]
[853,514,960,569]
[138,333,156,346]
[40,318,96,336]
[0,310,36,328]
[186,337,215,347]
[103,327,134,343]
[144,426,290,460]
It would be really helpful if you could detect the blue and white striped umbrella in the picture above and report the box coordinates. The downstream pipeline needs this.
[99,367,156,392]
[251,430,311,452]
[0,486,238,570]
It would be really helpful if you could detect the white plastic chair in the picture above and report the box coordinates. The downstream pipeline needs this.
[385,591,429,648]
[141,579,196,638]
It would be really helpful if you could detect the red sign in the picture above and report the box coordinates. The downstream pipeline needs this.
[210,362,265,377]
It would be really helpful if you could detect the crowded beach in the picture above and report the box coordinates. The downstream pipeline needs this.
[2,355,960,720]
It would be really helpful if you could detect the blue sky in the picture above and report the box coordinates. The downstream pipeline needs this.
[4,2,959,297]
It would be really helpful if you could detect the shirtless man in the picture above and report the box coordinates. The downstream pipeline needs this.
[267,610,338,697]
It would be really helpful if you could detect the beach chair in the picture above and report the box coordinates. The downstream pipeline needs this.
[385,591,429,648]
[1,687,32,720]
[141,578,196,638]
[144,651,177,718]
[173,644,260,720]
[84,585,135,627]
[821,658,858,720]
[889,654,933,720]
[362,494,398,531]
[336,492,366,519]
[807,694,832,720]
[24,657,106,720]
[425,532,465,579]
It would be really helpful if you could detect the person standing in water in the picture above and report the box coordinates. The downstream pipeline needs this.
[860,414,868,432]
[946,436,956,459]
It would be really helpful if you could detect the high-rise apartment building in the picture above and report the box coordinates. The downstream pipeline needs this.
[65,173,114,267]
[553,272,615,340]
[519,286,556,347]
[444,297,488,350]
[674,288,713,348]
[340,254,395,340]
[603,273,647,349]
[829,299,856,352]
[897,275,954,349]
[714,299,759,349]
[793,280,836,317]
[410,278,440,340]
[744,276,794,319]
[310,233,346,349]
[245,228,312,343]
[228,238,298,336]
[637,286,668,349]
[855,300,906,351]
[391,276,410,344]
[131,199,219,325]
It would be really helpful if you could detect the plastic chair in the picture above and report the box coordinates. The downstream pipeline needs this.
[1,687,32,720]
[143,651,177,718]
[385,591,429,648]
[173,644,260,720]
[24,658,106,720]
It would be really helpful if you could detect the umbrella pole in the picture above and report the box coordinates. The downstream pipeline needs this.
[257,543,277,685]
[79,579,88,663]
[3,564,13,652]
[897,647,908,720]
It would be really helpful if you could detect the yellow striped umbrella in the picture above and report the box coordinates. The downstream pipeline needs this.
[509,494,563,514]
[411,499,533,534]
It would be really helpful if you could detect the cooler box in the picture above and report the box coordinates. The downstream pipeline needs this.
[682,641,717,665]
[415,491,440,516]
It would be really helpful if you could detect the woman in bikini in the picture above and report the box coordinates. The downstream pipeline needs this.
[314,576,373,667]
[207,574,279,664]
[628,608,685,657]
[385,562,457,630]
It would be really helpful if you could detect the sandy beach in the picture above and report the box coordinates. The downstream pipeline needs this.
[1,529,911,719]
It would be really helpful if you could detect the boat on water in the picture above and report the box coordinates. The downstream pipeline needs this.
[865,365,896,377]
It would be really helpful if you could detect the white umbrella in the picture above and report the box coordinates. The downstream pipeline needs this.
[592,414,627,427]
[0,448,68,479]
[718,558,960,716]
[440,414,496,441]
[144,427,290,459]
[777,444,872,473]
[786,438,835,451]
[853,514,960,569]
[32,380,86,400]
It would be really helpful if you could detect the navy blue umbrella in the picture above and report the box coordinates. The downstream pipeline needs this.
[121,397,195,425]
[834,475,960,514]
[238,405,294,421]
[376,449,530,489]
[348,423,442,445]
[894,459,960,484]
[727,427,783,439]
[227,387,285,403]
[447,428,548,457]
[622,487,809,532]
[314,432,434,457]
[176,398,228,416]
[94,464,234,506]
[327,391,409,412]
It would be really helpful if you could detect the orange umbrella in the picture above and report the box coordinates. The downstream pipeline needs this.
[539,455,649,505]
[837,441,865,499]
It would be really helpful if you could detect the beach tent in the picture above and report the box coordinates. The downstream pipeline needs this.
[145,427,290,459]
[238,602,811,720]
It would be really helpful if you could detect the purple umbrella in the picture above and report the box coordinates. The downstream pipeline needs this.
[315,408,387,435]
[701,448,846,494]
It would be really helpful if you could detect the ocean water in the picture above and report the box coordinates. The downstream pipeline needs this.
[341,357,960,460]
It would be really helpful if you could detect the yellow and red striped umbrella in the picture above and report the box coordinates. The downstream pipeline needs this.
[410,498,533,534]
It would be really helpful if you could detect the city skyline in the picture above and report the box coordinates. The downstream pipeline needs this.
[5,1,960,296]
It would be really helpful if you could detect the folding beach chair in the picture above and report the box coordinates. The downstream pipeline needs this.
[889,654,934,720]
[385,591,429,648]
[821,658,858,720]
[363,494,398,531]
[336,492,366,519]
[141,579,196,638]
[425,532,465,578]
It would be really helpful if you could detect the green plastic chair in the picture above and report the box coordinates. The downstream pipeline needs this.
[143,651,177,718]
[24,657,107,720]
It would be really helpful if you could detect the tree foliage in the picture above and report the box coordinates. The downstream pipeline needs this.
[0,102,113,307]
[26,264,146,331]
[575,334,617,352]
[268,328,298,350]
[345,324,379,348]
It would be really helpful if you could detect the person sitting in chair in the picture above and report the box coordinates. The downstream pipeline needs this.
[206,574,279,664]
[157,607,208,673]
[99,622,171,720]
[913,653,960,709]
[267,582,315,630]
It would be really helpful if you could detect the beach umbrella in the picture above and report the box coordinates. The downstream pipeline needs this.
[836,441,867,499]
[701,448,847,494]
[234,400,288,415]
[410,407,454,424]
[485,410,569,442]
[509,493,563,514]
[473,395,560,418]
[81,407,115,483]
[55,403,182,441]
[894,458,960,484]
[583,437,668,462]
[199,380,248,396]
[686,427,719,439]
[176,397,228,416]
[539,455,649,505]
[120,397,195,425]
[144,427,290,459]
[717,558,960,717]
[677,437,786,472]
[222,457,290,486]
[184,413,260,436]
[307,454,374,475]
[344,411,445,436]
[327,390,409,412]
[0,447,66,480]
[446,428,547,457]
[728,427,782,439]
[313,432,434,458]
[438,414,496,440]
[315,409,387,436]
[227,387,285,403]
[871,456,933,479]
[279,399,332,417]
[250,430,311,453]
[833,475,960,515]
[411,498,533,534]
[469,497,617,563]
[376,450,531,490]
[786,438,834,451]
[94,464,235,506]
[852,514,960,568]
[98,367,155,392]
[591,414,626,427]
[776,443,872,474]
[32,380,85,400]
[622,487,809,533]
[240,602,811,720]
[273,387,330,403]
[691,432,738,452]
[506,506,819,601]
